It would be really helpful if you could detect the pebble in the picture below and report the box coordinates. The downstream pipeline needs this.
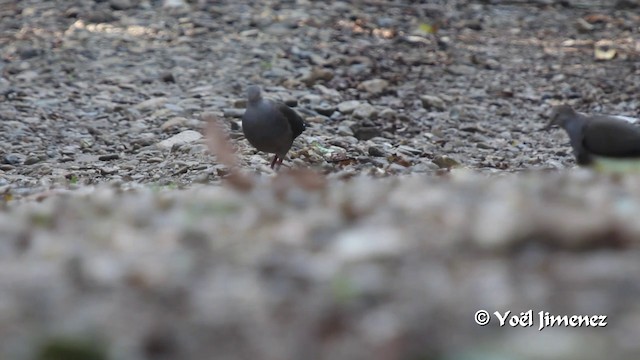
[368,146,386,157]
[163,0,188,8]
[135,97,168,111]
[313,104,335,117]
[99,154,120,161]
[420,95,446,111]
[24,156,42,165]
[161,117,189,131]
[223,108,245,118]
[337,125,355,137]
[397,145,422,156]
[446,64,476,76]
[352,103,377,119]
[156,130,203,150]
[412,162,439,172]
[110,0,133,10]
[358,79,389,95]
[100,167,120,175]
[3,153,25,165]
[301,67,334,86]
[379,108,397,120]
[337,100,361,114]
[352,125,382,141]
[433,155,461,169]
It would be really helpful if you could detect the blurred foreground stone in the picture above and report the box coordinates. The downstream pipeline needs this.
[0,170,639,360]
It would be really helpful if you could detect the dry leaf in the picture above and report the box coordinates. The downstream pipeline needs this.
[418,23,439,34]
[594,40,616,61]
[203,113,254,191]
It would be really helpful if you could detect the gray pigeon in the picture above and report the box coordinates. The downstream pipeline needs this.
[242,85,306,170]
[545,104,640,165]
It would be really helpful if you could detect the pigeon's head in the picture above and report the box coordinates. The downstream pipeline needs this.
[545,104,578,130]
[246,85,263,104]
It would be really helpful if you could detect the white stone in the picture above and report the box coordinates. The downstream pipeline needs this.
[156,130,203,150]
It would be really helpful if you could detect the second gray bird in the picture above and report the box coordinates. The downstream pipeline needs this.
[242,85,306,170]
[546,104,640,165]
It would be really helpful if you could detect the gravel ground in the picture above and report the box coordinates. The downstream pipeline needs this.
[1,0,640,359]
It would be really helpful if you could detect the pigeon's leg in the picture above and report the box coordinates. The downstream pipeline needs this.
[276,156,284,170]
[270,155,278,169]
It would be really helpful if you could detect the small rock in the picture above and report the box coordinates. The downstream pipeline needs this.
[313,104,335,117]
[24,156,42,165]
[164,0,188,8]
[397,145,422,156]
[100,167,119,175]
[189,144,209,155]
[60,145,78,155]
[370,157,389,168]
[156,130,203,150]
[85,10,117,23]
[432,155,460,169]
[233,99,247,108]
[18,47,41,60]
[379,108,397,120]
[223,108,245,118]
[300,94,324,106]
[387,163,409,173]
[337,125,355,136]
[420,95,446,111]
[368,146,386,157]
[131,133,157,148]
[3,153,25,165]
[98,154,120,161]
[465,20,483,31]
[135,97,167,111]
[446,64,476,76]
[64,7,81,18]
[76,154,100,163]
[160,71,175,83]
[304,116,327,124]
[110,0,133,10]
[193,172,211,183]
[358,79,389,95]
[412,162,439,172]
[575,18,595,32]
[337,100,361,114]
[352,125,382,141]
[301,67,334,86]
[352,103,377,119]
[160,117,188,132]
[314,85,341,99]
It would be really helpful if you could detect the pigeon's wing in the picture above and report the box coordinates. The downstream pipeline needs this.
[276,103,306,139]
[583,119,640,157]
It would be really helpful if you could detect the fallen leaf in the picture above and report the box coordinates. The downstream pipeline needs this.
[418,23,438,34]
[203,113,254,191]
[594,40,616,61]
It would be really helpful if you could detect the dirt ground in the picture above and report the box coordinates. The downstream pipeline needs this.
[0,0,640,359]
